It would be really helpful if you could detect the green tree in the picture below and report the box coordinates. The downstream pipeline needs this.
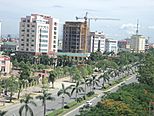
[6,76,18,102]
[48,70,57,88]
[19,94,37,116]
[72,67,82,82]
[138,53,154,86]
[57,83,71,108]
[70,81,84,101]
[36,89,55,116]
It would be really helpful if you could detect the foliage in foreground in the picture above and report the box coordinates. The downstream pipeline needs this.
[79,83,154,116]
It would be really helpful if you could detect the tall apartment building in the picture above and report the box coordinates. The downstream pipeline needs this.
[19,14,59,55]
[131,35,145,53]
[89,32,106,53]
[105,39,118,54]
[63,21,89,53]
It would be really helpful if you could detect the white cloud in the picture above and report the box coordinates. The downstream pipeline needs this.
[120,23,138,34]
[148,26,154,29]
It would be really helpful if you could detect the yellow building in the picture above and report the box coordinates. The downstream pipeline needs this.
[131,35,145,53]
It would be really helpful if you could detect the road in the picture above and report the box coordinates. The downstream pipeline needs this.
[64,75,137,116]
[2,66,137,116]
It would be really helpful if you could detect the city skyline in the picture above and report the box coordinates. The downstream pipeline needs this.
[0,0,154,41]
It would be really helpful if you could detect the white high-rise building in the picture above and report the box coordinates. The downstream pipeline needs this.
[89,32,106,53]
[19,14,59,55]
[105,39,118,54]
[131,34,145,53]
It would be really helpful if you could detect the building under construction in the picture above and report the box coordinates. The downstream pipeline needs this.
[63,21,89,53]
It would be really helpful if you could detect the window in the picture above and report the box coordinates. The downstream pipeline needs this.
[21,44,24,46]
[21,39,24,41]
[32,30,35,32]
[1,61,5,65]
[32,35,35,37]
[54,32,56,35]
[27,39,29,42]
[54,27,57,30]
[54,36,56,39]
[27,24,30,27]
[40,39,48,42]
[54,22,57,26]
[1,66,5,72]
[31,44,34,46]
[32,40,34,42]
[53,45,56,48]
[54,40,56,43]
[32,25,35,27]
[22,20,26,22]
[27,29,29,32]
[40,35,48,38]
[27,20,30,22]
[27,34,29,37]
[40,44,47,47]
[26,44,29,46]
[26,48,29,51]
[21,30,25,32]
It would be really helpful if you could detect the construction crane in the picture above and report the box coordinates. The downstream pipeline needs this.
[76,12,120,53]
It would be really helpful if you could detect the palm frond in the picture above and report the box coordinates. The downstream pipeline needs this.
[71,88,75,95]
[19,105,25,116]
[30,101,37,107]
[47,96,55,101]
[28,107,34,116]
[57,90,63,96]
[65,91,71,97]
[36,95,43,100]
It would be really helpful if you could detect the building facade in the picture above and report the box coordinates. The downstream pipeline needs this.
[89,32,106,53]
[63,21,89,53]
[1,42,18,52]
[0,55,12,74]
[19,14,59,55]
[131,35,145,53]
[105,39,118,54]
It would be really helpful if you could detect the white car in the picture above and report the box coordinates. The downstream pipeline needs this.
[84,101,93,108]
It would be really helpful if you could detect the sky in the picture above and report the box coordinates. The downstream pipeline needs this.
[0,0,154,42]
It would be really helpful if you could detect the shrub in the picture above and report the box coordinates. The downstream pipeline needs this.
[86,91,95,97]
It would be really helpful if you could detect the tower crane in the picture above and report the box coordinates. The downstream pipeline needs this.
[76,12,120,53]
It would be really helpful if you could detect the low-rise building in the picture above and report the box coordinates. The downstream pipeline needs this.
[1,42,18,52]
[0,55,12,74]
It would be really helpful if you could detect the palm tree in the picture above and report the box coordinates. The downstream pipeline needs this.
[82,77,89,97]
[19,94,37,116]
[57,83,71,108]
[36,89,55,116]
[0,110,7,116]
[48,70,57,88]
[99,73,108,89]
[89,75,100,91]
[70,81,84,101]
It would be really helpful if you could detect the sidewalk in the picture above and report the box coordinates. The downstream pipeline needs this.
[0,76,74,110]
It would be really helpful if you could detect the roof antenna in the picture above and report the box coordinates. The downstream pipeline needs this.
[136,19,139,35]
